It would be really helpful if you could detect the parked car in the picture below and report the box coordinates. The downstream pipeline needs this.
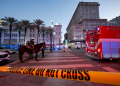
[0,52,10,63]
[0,47,16,54]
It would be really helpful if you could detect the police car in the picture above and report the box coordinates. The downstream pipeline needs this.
[0,52,10,62]
[0,47,16,54]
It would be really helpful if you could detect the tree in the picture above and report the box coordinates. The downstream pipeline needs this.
[34,19,44,43]
[13,22,24,43]
[1,16,17,44]
[28,24,36,42]
[40,26,46,42]
[47,27,54,52]
[21,20,30,43]
[0,28,5,46]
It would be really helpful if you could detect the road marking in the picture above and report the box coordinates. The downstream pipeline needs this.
[22,64,94,69]
[49,55,75,56]
[102,67,119,72]
[41,57,79,59]
[28,59,84,63]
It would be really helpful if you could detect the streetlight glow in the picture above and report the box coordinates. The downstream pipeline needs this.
[53,32,55,35]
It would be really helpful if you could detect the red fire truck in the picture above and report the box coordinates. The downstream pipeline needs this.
[85,26,120,59]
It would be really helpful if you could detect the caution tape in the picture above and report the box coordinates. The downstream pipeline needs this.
[0,66,120,85]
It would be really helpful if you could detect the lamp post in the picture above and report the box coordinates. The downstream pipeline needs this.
[51,20,54,51]
[53,32,55,50]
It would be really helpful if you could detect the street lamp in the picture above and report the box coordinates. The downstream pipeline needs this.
[53,32,55,50]
[51,20,54,51]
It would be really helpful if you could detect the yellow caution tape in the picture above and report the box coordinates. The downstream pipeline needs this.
[0,66,120,85]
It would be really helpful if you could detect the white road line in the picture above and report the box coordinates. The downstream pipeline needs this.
[102,67,119,72]
[22,64,94,69]
[41,57,79,59]
[28,59,84,63]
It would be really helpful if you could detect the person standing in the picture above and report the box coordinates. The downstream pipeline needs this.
[77,46,78,50]
[41,47,45,58]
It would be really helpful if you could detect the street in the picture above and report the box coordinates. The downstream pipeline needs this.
[0,48,120,86]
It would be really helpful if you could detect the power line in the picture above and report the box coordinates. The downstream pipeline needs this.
[55,0,66,24]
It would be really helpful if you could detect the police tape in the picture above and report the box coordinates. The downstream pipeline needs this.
[0,66,120,85]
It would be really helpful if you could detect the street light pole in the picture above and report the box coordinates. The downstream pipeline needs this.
[53,32,55,50]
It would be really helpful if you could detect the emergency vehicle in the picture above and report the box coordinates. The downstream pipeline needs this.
[85,26,120,59]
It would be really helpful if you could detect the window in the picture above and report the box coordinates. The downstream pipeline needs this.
[21,34,24,37]
[14,34,16,37]
[30,30,32,32]
[33,34,34,37]
[20,39,24,42]
[4,39,9,42]
[30,34,32,37]
[33,29,34,32]
[11,39,17,42]
[4,33,9,37]
[111,28,116,30]
[90,38,93,43]
[76,27,80,30]
[118,28,120,30]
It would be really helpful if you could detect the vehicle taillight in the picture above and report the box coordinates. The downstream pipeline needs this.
[98,48,100,52]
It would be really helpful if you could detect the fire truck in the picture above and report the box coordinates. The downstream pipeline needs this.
[85,26,120,59]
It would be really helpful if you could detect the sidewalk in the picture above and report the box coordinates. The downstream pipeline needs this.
[0,51,117,86]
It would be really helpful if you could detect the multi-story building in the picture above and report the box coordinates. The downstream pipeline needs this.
[110,15,120,26]
[66,2,118,48]
[1,23,62,49]
[108,20,118,26]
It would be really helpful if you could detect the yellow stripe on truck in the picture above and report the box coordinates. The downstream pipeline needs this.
[0,66,120,85]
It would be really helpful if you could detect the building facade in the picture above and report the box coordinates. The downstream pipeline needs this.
[66,2,118,48]
[110,15,120,26]
[1,24,62,49]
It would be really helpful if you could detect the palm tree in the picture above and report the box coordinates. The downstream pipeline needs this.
[0,28,5,46]
[28,24,36,32]
[13,22,24,43]
[28,24,36,42]
[1,16,17,44]
[34,19,44,43]
[47,27,54,52]
[40,26,46,42]
[21,20,30,43]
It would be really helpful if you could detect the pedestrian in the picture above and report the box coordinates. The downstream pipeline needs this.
[41,47,45,58]
[77,46,78,50]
